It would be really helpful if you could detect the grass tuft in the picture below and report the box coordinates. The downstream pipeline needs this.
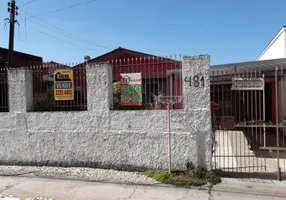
[143,163,221,187]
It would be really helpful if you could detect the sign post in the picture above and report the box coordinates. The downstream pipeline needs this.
[120,73,142,106]
[54,69,74,101]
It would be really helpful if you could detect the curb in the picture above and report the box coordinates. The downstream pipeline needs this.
[199,184,286,197]
[212,187,286,197]
[2,173,286,197]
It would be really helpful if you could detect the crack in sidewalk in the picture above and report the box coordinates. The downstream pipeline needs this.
[0,177,27,193]
[176,188,191,200]
[117,186,137,200]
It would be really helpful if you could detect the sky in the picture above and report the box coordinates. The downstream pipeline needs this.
[0,0,286,65]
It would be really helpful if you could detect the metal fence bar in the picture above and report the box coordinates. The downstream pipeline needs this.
[258,71,263,171]
[245,71,250,173]
[281,67,286,173]
[151,57,155,106]
[111,56,182,110]
[262,74,267,171]
[276,67,282,180]
[26,64,87,112]
[218,71,221,172]
[229,72,233,173]
[218,71,222,171]
[255,71,259,171]
[222,71,226,171]
[0,67,8,112]
[250,71,254,172]
[211,69,273,176]
[179,55,182,109]
[237,71,241,174]
[232,72,236,173]
[155,57,159,108]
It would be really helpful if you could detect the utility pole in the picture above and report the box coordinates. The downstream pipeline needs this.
[7,0,18,68]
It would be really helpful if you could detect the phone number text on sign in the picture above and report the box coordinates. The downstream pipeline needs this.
[56,90,73,96]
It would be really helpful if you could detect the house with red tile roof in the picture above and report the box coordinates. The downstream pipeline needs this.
[74,47,182,108]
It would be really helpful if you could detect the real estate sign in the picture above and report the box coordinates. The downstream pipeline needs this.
[54,69,74,100]
[120,73,142,106]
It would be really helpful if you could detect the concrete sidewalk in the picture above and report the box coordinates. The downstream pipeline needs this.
[211,177,286,197]
[0,176,286,200]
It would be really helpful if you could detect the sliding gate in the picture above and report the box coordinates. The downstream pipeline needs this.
[211,68,286,180]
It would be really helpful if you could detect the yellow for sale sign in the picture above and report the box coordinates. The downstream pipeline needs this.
[54,69,74,101]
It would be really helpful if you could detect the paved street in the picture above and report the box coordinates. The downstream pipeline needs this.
[0,176,286,200]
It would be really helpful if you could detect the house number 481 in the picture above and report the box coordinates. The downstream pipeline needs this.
[184,75,205,87]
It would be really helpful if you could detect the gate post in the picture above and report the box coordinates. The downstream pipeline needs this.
[182,55,212,168]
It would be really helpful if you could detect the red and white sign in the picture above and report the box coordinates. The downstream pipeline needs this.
[120,73,142,106]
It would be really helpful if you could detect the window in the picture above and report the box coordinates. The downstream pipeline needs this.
[142,78,167,103]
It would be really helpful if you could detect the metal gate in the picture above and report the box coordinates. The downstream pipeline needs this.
[211,67,286,180]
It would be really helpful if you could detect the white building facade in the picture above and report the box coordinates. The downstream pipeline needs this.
[257,26,286,61]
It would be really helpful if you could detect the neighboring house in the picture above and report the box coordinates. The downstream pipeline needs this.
[0,47,43,67]
[74,47,182,108]
[212,26,286,123]
[211,58,286,123]
[257,26,286,61]
[42,61,70,82]
[35,61,70,92]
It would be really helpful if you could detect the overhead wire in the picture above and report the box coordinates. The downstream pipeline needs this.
[19,15,86,45]
[18,8,111,50]
[28,25,77,47]
[4,19,9,32]
[17,13,102,51]
[18,0,39,7]
[25,23,99,51]
[19,0,97,20]
[17,15,27,41]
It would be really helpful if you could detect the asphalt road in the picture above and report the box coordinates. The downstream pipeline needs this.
[0,176,285,200]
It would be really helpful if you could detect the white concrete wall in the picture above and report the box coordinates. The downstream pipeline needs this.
[0,56,212,170]
[257,30,286,61]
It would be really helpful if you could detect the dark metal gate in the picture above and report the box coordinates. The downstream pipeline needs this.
[211,68,286,180]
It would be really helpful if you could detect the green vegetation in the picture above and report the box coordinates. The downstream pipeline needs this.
[143,162,221,187]
[113,82,121,109]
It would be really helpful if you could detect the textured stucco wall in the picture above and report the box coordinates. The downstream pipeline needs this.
[182,55,212,167]
[8,69,33,113]
[0,56,211,170]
